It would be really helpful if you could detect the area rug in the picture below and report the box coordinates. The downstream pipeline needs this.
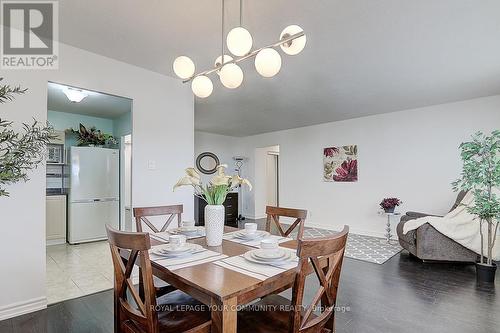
[299,227,403,265]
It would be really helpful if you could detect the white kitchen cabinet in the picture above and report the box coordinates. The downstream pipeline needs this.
[46,195,67,245]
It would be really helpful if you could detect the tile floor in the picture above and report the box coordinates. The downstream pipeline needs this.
[46,241,113,304]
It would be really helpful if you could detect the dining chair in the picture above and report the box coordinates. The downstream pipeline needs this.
[266,206,308,239]
[237,225,349,333]
[134,205,183,233]
[133,205,184,297]
[105,225,211,333]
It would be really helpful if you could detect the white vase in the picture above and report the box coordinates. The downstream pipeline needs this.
[205,205,225,246]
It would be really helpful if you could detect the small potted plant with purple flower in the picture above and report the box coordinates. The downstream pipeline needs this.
[380,198,403,213]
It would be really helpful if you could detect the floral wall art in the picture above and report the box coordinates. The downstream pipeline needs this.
[323,145,358,182]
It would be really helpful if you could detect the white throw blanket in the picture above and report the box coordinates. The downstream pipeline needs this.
[403,189,500,260]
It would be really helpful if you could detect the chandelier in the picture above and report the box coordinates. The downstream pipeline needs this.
[172,0,307,98]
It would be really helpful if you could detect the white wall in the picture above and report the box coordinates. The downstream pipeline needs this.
[197,96,500,237]
[0,42,193,319]
[194,131,242,183]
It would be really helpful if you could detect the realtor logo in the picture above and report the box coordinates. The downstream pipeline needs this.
[1,0,58,69]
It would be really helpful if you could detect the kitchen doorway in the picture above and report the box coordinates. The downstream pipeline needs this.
[266,151,279,207]
[45,82,132,304]
[121,134,132,231]
[254,145,280,219]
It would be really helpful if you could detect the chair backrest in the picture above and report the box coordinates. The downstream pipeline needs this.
[265,206,307,239]
[106,225,158,333]
[134,205,183,233]
[289,226,349,333]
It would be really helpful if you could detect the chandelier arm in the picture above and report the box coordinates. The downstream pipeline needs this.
[221,0,225,65]
[240,0,243,27]
[182,30,305,83]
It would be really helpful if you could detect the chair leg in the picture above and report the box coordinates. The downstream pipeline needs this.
[114,294,122,333]
[325,315,335,332]
[321,295,335,332]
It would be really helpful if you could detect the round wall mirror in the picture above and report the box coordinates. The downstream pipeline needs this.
[196,152,220,174]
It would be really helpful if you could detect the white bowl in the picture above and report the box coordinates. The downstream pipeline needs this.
[182,220,196,228]
[260,238,279,250]
[169,234,187,249]
[244,223,258,234]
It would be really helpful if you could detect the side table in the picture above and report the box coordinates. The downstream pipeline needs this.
[381,212,400,245]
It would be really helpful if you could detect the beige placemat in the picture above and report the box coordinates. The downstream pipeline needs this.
[214,248,298,280]
[151,246,227,270]
[223,231,291,248]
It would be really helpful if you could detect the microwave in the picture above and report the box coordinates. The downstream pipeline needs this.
[47,144,65,164]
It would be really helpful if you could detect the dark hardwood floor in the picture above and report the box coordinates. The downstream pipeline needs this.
[0,250,497,333]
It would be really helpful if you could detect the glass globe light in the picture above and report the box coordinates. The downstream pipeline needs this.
[226,27,253,56]
[191,75,213,98]
[173,56,195,79]
[255,48,282,78]
[219,63,243,89]
[214,54,233,75]
[280,25,306,55]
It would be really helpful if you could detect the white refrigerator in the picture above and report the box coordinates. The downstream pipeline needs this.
[68,147,119,244]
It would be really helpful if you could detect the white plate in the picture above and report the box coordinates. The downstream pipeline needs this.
[244,249,295,265]
[233,230,269,240]
[252,249,287,260]
[152,243,200,256]
[177,227,202,236]
[250,252,289,263]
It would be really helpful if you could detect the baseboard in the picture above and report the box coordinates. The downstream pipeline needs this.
[242,218,387,238]
[46,238,66,246]
[0,297,47,321]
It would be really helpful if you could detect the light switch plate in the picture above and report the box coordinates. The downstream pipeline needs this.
[147,160,156,170]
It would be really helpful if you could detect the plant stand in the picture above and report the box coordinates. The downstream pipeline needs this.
[380,212,400,245]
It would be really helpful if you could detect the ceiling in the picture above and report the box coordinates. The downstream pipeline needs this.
[57,0,500,136]
[47,82,132,119]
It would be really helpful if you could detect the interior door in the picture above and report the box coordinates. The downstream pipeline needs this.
[266,153,279,206]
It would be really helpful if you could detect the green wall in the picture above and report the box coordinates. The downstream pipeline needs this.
[113,112,132,138]
[48,110,132,146]
[48,110,114,133]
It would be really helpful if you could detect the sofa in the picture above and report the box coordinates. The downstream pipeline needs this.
[396,191,478,262]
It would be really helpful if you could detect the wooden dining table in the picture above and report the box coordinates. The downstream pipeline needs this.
[122,226,302,333]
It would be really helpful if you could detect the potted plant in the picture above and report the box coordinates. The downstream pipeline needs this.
[66,123,117,147]
[380,197,402,213]
[174,165,252,246]
[453,130,500,283]
[0,78,54,196]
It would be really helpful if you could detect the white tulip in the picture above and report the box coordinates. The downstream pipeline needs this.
[230,175,242,188]
[230,174,252,191]
[211,175,231,186]
[216,164,228,175]
[190,176,201,186]
[242,179,253,191]
[173,175,194,191]
[185,167,201,180]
